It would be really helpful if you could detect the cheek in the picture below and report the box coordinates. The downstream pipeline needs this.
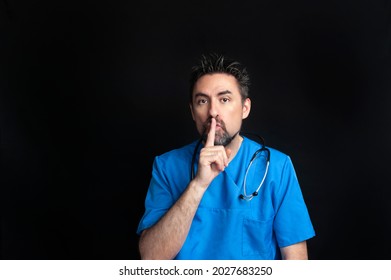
[195,122,206,136]
[226,112,244,130]
[192,115,205,129]
[193,111,207,123]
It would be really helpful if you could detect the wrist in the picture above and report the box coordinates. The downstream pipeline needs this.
[188,178,209,198]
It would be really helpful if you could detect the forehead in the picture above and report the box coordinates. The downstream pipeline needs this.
[193,73,240,96]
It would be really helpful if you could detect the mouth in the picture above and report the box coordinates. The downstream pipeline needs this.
[205,121,223,131]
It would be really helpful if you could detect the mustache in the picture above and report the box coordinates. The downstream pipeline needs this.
[201,117,234,146]
[202,117,226,132]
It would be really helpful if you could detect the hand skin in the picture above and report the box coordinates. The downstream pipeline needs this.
[139,118,231,260]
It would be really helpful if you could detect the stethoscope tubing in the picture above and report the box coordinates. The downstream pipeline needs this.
[190,133,270,201]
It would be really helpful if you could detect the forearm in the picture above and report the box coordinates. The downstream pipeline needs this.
[139,180,206,260]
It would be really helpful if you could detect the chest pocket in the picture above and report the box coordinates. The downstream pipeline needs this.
[242,216,274,257]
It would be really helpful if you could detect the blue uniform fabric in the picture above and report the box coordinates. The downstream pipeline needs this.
[137,137,315,259]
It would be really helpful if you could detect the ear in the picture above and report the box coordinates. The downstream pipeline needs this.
[242,98,251,119]
[189,103,195,121]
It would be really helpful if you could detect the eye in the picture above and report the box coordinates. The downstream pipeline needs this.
[221,97,230,103]
[196,98,208,105]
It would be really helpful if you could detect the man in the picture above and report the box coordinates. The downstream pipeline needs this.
[137,53,315,260]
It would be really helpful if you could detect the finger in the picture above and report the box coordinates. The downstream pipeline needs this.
[205,118,216,147]
[210,153,226,172]
[200,147,227,171]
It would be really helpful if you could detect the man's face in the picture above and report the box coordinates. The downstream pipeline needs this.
[190,73,251,146]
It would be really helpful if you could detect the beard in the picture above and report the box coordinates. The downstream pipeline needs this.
[201,118,239,147]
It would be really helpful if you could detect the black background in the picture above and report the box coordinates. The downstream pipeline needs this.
[1,0,391,260]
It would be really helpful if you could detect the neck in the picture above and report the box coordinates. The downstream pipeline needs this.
[225,134,243,163]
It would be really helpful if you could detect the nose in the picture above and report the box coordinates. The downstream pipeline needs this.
[208,99,218,118]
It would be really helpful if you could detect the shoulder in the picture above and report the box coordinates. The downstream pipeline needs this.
[241,136,296,173]
[151,141,198,186]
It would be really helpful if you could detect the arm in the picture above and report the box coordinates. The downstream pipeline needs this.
[139,118,229,259]
[280,241,308,260]
[139,179,206,259]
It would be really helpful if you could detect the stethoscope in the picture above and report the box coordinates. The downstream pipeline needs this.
[190,133,270,201]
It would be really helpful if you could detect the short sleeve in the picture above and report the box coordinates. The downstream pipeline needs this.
[273,156,315,247]
[136,156,175,235]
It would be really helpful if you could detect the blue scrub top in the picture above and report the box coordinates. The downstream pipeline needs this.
[137,137,315,259]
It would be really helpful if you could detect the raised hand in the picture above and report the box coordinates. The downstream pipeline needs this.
[194,118,231,189]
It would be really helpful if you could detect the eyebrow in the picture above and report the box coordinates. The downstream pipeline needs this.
[194,90,232,99]
[217,90,232,96]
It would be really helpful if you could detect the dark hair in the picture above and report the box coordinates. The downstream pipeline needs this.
[189,53,250,103]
